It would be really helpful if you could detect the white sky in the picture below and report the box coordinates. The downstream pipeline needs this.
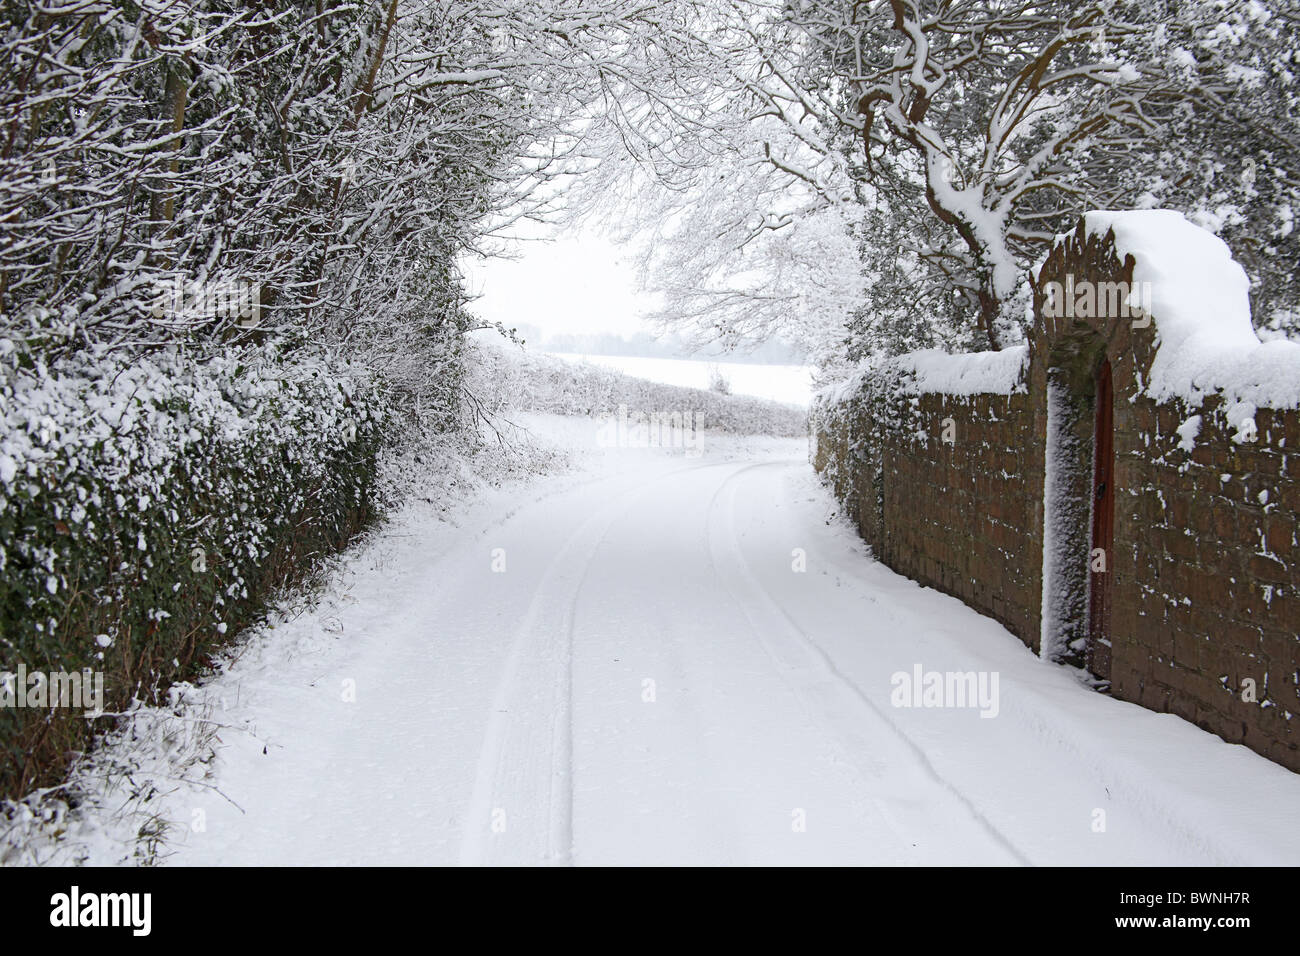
[462,227,661,337]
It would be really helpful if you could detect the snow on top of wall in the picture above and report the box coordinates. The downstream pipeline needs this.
[895,345,1029,396]
[812,366,871,410]
[819,210,1300,414]
[1074,209,1300,409]
[813,345,1028,411]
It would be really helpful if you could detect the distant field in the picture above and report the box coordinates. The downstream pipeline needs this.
[545,352,813,406]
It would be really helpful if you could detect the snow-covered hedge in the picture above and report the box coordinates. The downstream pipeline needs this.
[0,342,388,797]
[469,342,808,436]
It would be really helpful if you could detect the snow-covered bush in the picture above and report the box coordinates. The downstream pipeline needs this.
[467,342,807,437]
[0,341,388,797]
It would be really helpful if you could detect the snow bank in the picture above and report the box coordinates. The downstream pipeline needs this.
[1075,210,1300,409]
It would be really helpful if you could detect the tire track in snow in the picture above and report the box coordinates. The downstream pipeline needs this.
[458,459,736,866]
[704,461,1030,865]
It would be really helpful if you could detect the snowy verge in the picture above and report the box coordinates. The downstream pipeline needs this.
[790,467,1300,866]
[0,421,561,866]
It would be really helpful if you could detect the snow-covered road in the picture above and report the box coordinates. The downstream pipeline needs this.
[158,418,1300,866]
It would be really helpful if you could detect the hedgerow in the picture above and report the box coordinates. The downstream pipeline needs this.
[0,341,388,799]
[469,343,809,437]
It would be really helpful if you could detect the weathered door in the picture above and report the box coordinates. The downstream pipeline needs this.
[1088,357,1114,682]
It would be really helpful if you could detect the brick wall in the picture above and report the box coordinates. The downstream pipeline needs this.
[873,391,1042,646]
[814,217,1300,771]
